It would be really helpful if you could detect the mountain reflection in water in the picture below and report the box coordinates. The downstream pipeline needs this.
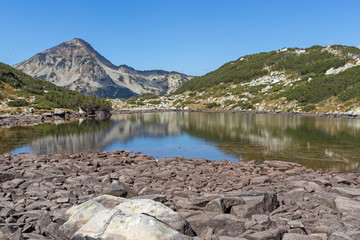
[2,112,360,172]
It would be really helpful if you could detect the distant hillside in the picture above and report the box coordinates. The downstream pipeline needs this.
[113,45,360,114]
[14,38,192,98]
[0,62,111,114]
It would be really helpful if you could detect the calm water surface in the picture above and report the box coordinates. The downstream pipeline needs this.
[1,112,360,172]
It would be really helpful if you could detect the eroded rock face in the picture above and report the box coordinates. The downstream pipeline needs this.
[13,38,191,98]
[60,195,193,240]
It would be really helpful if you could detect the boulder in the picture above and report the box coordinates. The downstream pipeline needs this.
[333,196,360,231]
[102,180,137,198]
[332,187,360,198]
[282,233,323,240]
[230,191,278,218]
[115,198,193,235]
[60,195,194,239]
[246,228,285,240]
[187,212,245,237]
[60,200,106,238]
[204,197,245,213]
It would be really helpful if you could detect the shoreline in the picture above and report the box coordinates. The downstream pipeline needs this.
[112,108,360,119]
[2,108,360,128]
[0,150,359,239]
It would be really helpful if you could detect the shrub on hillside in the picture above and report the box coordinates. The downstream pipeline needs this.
[8,99,28,107]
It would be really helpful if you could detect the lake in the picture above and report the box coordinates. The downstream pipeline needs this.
[1,111,360,172]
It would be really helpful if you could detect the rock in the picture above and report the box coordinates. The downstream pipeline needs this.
[230,191,278,218]
[53,108,65,115]
[132,194,167,203]
[311,233,328,240]
[59,200,106,238]
[0,172,17,182]
[101,213,180,240]
[103,180,137,198]
[0,208,15,218]
[246,228,285,240]
[332,176,354,185]
[56,198,69,204]
[115,198,193,235]
[204,197,245,213]
[72,208,120,239]
[332,187,360,198]
[78,108,86,114]
[283,188,310,205]
[251,214,270,225]
[250,176,271,185]
[329,232,352,240]
[91,194,127,208]
[334,196,360,231]
[60,195,194,239]
[8,229,24,240]
[282,233,322,240]
[187,213,245,237]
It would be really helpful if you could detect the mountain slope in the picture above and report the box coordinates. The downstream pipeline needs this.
[0,62,111,113]
[113,45,360,114]
[14,38,191,98]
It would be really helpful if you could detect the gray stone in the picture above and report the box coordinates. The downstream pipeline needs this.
[204,197,245,213]
[230,191,278,218]
[329,232,352,240]
[246,228,285,240]
[60,195,194,239]
[250,176,271,185]
[332,187,360,198]
[115,198,193,235]
[282,233,322,240]
[103,180,137,198]
[60,200,106,238]
[187,213,245,237]
[334,196,360,231]
[101,213,179,240]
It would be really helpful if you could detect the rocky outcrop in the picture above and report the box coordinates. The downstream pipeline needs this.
[13,38,191,98]
[60,195,194,239]
[0,151,359,239]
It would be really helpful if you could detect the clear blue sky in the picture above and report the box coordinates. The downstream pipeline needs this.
[1,0,359,76]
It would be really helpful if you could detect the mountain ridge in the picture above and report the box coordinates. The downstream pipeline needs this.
[112,44,360,115]
[14,38,192,99]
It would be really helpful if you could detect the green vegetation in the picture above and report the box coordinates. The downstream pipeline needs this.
[0,62,111,113]
[205,102,220,109]
[175,45,353,95]
[284,66,360,104]
[140,93,159,100]
[7,99,28,107]
[303,104,316,112]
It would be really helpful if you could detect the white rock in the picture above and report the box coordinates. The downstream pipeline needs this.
[102,213,179,240]
[60,195,193,239]
[78,107,86,114]
[54,108,65,114]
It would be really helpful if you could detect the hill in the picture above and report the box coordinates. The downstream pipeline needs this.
[112,45,360,114]
[13,38,191,98]
[0,62,111,114]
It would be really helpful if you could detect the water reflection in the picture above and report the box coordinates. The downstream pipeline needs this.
[2,112,360,172]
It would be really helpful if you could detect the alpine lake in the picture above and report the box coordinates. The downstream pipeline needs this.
[2,111,360,173]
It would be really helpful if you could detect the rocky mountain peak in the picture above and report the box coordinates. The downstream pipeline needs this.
[14,39,192,98]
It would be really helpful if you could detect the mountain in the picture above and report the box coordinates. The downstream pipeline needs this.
[0,62,111,113]
[14,38,191,99]
[114,45,360,114]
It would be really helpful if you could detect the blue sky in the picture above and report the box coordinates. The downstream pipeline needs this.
[1,0,359,76]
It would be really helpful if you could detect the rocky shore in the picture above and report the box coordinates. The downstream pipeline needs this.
[0,151,359,239]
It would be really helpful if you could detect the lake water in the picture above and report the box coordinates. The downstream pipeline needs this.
[1,112,360,172]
